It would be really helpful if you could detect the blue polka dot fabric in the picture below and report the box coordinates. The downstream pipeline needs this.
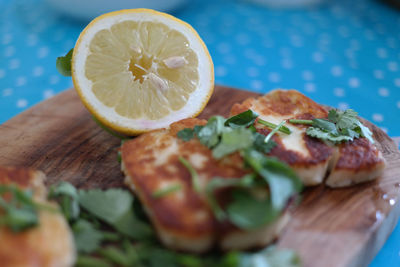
[0,0,399,265]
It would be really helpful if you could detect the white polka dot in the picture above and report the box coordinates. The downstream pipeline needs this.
[2,88,13,97]
[49,75,60,85]
[33,66,44,77]
[304,83,316,92]
[338,26,350,38]
[268,72,281,83]
[4,46,15,57]
[281,58,293,69]
[27,34,38,46]
[43,89,55,99]
[224,56,236,65]
[235,33,250,45]
[279,47,291,58]
[16,99,28,108]
[377,48,388,59]
[215,66,227,77]
[37,46,49,58]
[2,33,12,45]
[396,101,400,109]
[302,70,314,81]
[331,66,343,77]
[290,35,304,47]
[250,80,263,91]
[334,88,345,97]
[348,77,360,88]
[244,48,257,59]
[312,52,324,63]
[246,67,259,77]
[0,69,5,79]
[9,59,20,70]
[372,113,384,122]
[387,38,397,48]
[373,70,384,79]
[253,56,267,66]
[16,76,27,87]
[395,78,400,87]
[378,87,389,97]
[388,61,398,72]
[338,102,349,110]
[217,42,231,54]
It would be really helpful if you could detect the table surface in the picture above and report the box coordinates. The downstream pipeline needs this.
[0,0,399,265]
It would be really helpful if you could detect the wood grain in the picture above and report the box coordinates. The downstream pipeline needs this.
[0,85,399,267]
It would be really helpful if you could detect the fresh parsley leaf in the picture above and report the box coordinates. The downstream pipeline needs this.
[197,116,226,148]
[243,149,302,210]
[78,189,153,240]
[224,110,259,129]
[76,255,113,267]
[253,132,276,154]
[49,181,80,221]
[0,185,39,232]
[56,48,73,76]
[355,121,374,143]
[72,219,103,253]
[179,156,201,193]
[330,109,358,130]
[306,127,353,143]
[227,190,279,230]
[312,118,337,134]
[177,128,195,141]
[240,246,301,267]
[212,127,254,159]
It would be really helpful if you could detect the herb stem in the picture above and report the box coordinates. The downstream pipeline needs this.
[258,119,291,134]
[152,183,182,199]
[288,119,313,125]
[178,156,201,193]
[264,120,287,144]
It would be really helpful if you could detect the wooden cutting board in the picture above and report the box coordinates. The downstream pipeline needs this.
[0,85,399,267]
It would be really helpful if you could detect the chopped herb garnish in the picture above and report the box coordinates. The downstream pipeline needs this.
[56,48,73,76]
[258,118,292,134]
[49,181,80,221]
[212,127,254,159]
[289,109,374,144]
[224,109,259,128]
[264,120,287,143]
[0,185,40,232]
[177,128,195,141]
[178,156,201,193]
[152,183,182,199]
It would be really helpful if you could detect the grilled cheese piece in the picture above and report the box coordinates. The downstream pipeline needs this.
[121,118,290,253]
[230,89,386,187]
[0,167,75,267]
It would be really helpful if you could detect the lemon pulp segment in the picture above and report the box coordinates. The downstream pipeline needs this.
[84,21,200,120]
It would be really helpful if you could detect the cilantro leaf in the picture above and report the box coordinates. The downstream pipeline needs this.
[243,149,302,210]
[177,128,195,141]
[356,121,374,143]
[72,219,103,253]
[152,183,182,199]
[312,118,337,134]
[212,127,254,159]
[224,110,259,129]
[331,109,358,129]
[227,190,279,230]
[0,185,39,232]
[78,189,153,240]
[197,116,225,148]
[56,48,73,76]
[49,181,80,221]
[306,127,353,143]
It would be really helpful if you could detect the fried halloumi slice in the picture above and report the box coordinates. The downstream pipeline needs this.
[121,118,290,253]
[0,166,76,267]
[230,89,386,187]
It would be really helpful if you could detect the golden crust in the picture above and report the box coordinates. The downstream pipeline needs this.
[231,89,386,187]
[121,118,287,252]
[0,166,76,267]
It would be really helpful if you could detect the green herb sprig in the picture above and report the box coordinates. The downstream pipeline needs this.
[289,109,374,144]
[56,48,73,76]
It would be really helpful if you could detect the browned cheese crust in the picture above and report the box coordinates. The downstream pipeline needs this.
[230,89,386,187]
[121,118,289,253]
[0,166,75,267]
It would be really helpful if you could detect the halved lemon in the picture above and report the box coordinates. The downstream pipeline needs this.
[72,9,214,135]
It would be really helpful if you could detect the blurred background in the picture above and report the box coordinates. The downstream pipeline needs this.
[0,0,399,265]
